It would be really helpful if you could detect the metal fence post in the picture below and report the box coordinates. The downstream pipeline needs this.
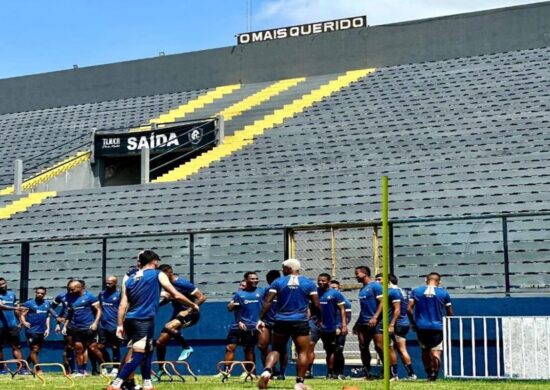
[20,242,30,302]
[141,146,150,184]
[502,217,511,295]
[14,159,23,195]
[189,233,195,283]
[102,238,107,284]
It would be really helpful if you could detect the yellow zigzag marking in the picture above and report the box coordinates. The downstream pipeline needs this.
[154,68,376,182]
[0,151,91,196]
[0,191,56,220]
[131,84,241,132]
[218,77,305,121]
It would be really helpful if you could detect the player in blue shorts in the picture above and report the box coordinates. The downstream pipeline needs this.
[257,259,321,390]
[98,276,122,376]
[223,271,264,376]
[21,286,51,374]
[353,266,383,379]
[65,280,104,376]
[316,273,348,379]
[106,250,199,390]
[257,270,287,380]
[329,280,352,379]
[0,277,25,373]
[407,272,453,381]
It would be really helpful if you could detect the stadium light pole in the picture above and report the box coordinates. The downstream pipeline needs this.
[382,176,390,390]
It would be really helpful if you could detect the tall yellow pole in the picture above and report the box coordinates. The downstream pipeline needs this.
[382,176,390,390]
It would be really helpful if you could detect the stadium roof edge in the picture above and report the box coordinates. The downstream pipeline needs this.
[0,1,549,115]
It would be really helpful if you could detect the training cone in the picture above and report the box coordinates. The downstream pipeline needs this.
[342,387,361,390]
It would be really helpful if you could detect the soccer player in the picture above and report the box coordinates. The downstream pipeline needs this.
[257,259,321,390]
[98,276,122,376]
[223,271,264,376]
[386,274,416,380]
[21,287,51,374]
[353,266,383,379]
[50,279,76,374]
[407,272,453,381]
[156,263,206,373]
[0,277,25,374]
[329,280,352,379]
[106,250,199,390]
[257,270,287,380]
[316,273,348,379]
[65,280,104,376]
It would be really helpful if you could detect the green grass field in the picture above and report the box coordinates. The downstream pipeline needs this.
[1,375,549,389]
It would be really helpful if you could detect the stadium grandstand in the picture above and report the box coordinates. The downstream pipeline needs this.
[0,1,549,386]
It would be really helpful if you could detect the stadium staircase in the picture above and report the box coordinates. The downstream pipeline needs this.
[153,69,375,182]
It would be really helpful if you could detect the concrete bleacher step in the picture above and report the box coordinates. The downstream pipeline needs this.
[0,191,57,220]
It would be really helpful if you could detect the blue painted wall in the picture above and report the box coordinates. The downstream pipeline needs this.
[5,297,550,377]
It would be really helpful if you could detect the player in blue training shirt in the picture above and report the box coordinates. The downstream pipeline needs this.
[98,276,122,376]
[21,286,51,374]
[0,277,24,373]
[407,272,453,382]
[222,271,265,376]
[107,250,198,390]
[329,280,352,379]
[49,280,76,374]
[353,266,383,379]
[65,280,104,376]
[257,259,321,390]
[316,273,348,379]
[385,274,416,380]
[257,270,287,380]
[155,264,206,379]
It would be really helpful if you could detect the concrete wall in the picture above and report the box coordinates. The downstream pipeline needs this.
[0,2,549,114]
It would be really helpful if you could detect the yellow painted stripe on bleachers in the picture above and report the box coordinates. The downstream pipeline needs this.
[0,151,91,196]
[131,84,241,132]
[218,77,305,121]
[153,68,376,183]
[0,191,56,220]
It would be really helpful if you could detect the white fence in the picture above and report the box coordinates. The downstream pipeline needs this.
[443,316,550,379]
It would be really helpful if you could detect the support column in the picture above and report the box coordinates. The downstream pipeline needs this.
[14,159,23,194]
[141,147,150,184]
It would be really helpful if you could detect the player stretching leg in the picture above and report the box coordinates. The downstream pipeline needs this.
[257,259,321,390]
[49,280,76,374]
[106,250,198,390]
[155,263,206,379]
[407,272,453,381]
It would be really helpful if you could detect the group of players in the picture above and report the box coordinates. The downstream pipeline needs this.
[0,251,453,390]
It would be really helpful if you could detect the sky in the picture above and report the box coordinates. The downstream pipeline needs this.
[0,0,544,79]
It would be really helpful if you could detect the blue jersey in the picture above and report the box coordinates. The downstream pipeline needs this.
[410,285,452,331]
[336,294,352,328]
[232,287,265,329]
[171,276,197,315]
[125,269,161,320]
[0,290,19,328]
[99,290,121,331]
[357,281,383,324]
[319,288,346,333]
[66,291,98,329]
[52,291,70,318]
[269,275,317,322]
[389,287,410,327]
[23,299,51,334]
[262,288,278,326]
